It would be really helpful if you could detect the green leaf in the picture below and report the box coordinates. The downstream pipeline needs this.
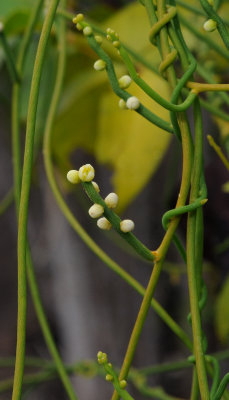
[96,67,171,212]
[215,276,229,343]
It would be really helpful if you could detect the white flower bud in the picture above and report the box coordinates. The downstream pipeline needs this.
[93,59,106,71]
[95,35,102,44]
[120,219,135,233]
[83,26,92,36]
[72,13,84,24]
[118,99,127,109]
[126,96,140,110]
[92,181,100,193]
[78,164,95,182]
[97,217,111,230]
[88,204,104,218]
[66,170,80,184]
[106,34,112,41]
[105,193,119,208]
[203,19,217,32]
[118,75,132,89]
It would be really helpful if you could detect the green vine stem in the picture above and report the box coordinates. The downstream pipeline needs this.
[199,0,229,50]
[12,1,60,399]
[110,3,194,400]
[43,81,192,350]
[0,27,20,83]
[58,9,229,123]
[179,14,229,62]
[186,99,209,399]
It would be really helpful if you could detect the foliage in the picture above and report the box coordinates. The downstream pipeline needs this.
[0,0,229,399]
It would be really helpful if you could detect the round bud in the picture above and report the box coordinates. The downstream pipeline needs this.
[66,170,80,184]
[93,59,106,71]
[92,181,100,193]
[83,26,92,36]
[118,75,132,89]
[106,374,114,382]
[97,217,112,230]
[113,40,120,48]
[120,219,135,233]
[203,19,217,32]
[105,193,119,208]
[95,35,102,44]
[126,96,140,110]
[78,164,95,182]
[97,351,103,359]
[106,34,112,41]
[88,204,104,218]
[72,13,84,24]
[119,380,127,389]
[76,23,83,31]
[119,99,127,109]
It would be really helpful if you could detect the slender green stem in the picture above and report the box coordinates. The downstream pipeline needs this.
[199,0,229,50]
[0,188,14,216]
[12,1,60,399]
[179,14,229,62]
[186,99,209,399]
[0,29,20,82]
[11,0,79,398]
[43,87,192,349]
[110,1,194,398]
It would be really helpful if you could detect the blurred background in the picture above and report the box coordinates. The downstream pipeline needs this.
[0,0,229,399]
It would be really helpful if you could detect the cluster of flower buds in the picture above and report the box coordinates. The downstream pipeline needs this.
[106,27,120,48]
[67,165,135,233]
[97,351,127,390]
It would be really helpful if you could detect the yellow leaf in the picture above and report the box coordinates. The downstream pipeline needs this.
[96,67,171,212]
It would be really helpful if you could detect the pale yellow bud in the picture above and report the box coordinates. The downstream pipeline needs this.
[78,164,95,181]
[97,217,112,230]
[119,380,127,389]
[120,219,135,233]
[93,59,106,71]
[126,96,140,110]
[72,13,84,24]
[88,204,104,218]
[118,75,132,89]
[203,19,217,32]
[66,170,80,184]
[83,26,92,36]
[105,193,119,208]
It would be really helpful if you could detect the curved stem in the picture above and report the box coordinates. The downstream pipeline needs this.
[12,1,60,399]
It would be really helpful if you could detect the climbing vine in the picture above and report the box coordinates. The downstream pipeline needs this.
[0,0,229,399]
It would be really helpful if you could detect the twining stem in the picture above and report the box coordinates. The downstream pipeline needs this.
[111,2,193,399]
[0,188,14,216]
[12,1,60,399]
[186,99,209,399]
[187,82,229,93]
